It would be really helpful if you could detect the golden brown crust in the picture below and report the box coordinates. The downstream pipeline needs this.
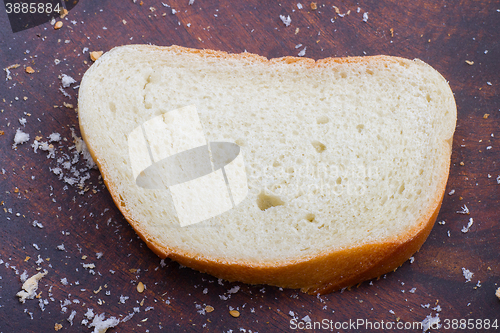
[79,45,454,294]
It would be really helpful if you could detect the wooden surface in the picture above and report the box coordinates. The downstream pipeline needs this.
[0,1,499,332]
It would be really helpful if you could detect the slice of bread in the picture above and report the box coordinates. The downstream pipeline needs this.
[78,45,456,294]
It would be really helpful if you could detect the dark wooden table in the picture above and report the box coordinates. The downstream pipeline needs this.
[1,1,499,332]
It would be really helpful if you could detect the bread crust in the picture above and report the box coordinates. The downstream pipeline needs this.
[78,45,455,294]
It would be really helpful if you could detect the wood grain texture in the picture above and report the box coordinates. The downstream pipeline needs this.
[0,0,498,332]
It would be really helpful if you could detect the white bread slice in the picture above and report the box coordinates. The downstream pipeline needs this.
[78,45,456,294]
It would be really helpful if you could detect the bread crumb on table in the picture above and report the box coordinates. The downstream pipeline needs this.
[465,60,474,65]
[90,51,103,62]
[462,268,473,282]
[12,128,30,148]
[310,2,317,10]
[59,8,68,18]
[496,287,500,300]
[54,323,63,331]
[229,309,240,318]
[54,21,63,30]
[16,270,48,303]
[25,66,35,74]
[137,281,145,293]
[279,15,291,27]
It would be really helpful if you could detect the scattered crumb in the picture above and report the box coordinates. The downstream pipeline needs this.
[422,313,441,332]
[390,28,394,37]
[54,323,63,331]
[49,133,61,142]
[496,287,500,300]
[25,66,35,74]
[88,313,120,333]
[67,310,77,326]
[280,15,291,27]
[137,282,145,293]
[310,2,317,10]
[462,267,473,282]
[90,51,104,62]
[61,74,77,88]
[298,47,307,57]
[483,113,490,119]
[461,218,473,233]
[13,128,30,148]
[60,8,68,18]
[205,305,214,313]
[16,270,48,303]
[4,63,20,80]
[465,60,474,65]
[227,286,240,294]
[362,12,369,22]
[229,310,240,318]
[456,204,469,214]
[54,21,63,30]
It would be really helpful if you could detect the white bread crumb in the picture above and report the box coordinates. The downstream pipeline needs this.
[61,74,77,88]
[280,15,291,26]
[422,313,441,332]
[13,128,30,148]
[88,313,120,333]
[16,270,48,303]
[462,267,473,282]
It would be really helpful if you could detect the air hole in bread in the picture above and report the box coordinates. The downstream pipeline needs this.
[336,177,342,185]
[316,115,329,124]
[109,102,116,114]
[311,141,326,153]
[356,124,365,133]
[286,167,294,173]
[119,194,126,207]
[398,183,405,194]
[273,160,281,167]
[311,140,326,153]
[426,94,431,103]
[304,213,315,222]
[257,192,285,211]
